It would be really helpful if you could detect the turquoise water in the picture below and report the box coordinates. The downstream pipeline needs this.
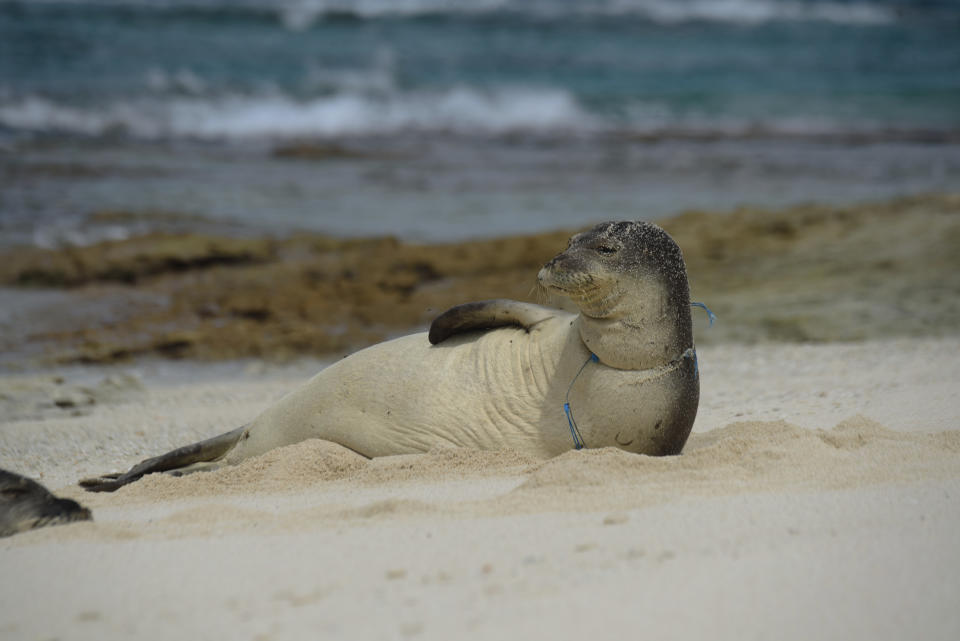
[4,0,959,137]
[1,0,959,245]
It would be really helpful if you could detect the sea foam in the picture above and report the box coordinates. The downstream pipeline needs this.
[17,0,896,28]
[0,88,595,139]
[277,0,895,29]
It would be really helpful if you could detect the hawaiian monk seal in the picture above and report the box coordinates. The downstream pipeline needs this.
[80,221,699,492]
[1,468,91,537]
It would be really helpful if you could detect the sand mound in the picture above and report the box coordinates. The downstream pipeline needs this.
[67,415,960,522]
[112,439,369,502]
[359,445,538,484]
[99,440,540,505]
[513,417,960,510]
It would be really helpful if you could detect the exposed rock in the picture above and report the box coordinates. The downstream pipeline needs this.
[1,194,958,364]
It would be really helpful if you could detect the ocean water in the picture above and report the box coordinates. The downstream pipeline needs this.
[1,0,959,246]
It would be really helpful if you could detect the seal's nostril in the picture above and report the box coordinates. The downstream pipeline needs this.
[544,255,564,271]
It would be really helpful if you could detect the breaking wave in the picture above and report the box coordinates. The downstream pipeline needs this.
[5,88,946,143]
[0,88,597,139]
[274,0,898,29]
[5,0,898,29]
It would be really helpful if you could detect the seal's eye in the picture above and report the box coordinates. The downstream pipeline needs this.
[595,245,617,255]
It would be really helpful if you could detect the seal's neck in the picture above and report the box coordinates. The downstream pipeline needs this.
[575,278,693,371]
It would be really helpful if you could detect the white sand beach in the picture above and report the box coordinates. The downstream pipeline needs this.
[2,337,958,640]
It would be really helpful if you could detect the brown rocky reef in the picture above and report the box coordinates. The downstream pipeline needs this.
[1,194,958,364]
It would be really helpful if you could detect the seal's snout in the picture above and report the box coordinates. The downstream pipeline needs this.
[541,251,562,270]
[538,247,603,299]
[538,252,564,287]
[537,265,551,285]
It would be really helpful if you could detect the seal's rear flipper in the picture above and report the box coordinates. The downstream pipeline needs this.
[79,426,246,492]
[429,299,555,345]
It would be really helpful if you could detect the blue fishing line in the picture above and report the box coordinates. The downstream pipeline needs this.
[563,353,597,450]
[690,301,716,327]
[690,302,715,376]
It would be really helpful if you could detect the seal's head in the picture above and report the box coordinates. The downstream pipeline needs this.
[538,221,693,369]
[0,469,92,537]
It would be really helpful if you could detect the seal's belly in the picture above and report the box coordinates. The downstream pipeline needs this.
[235,325,573,460]
[328,327,576,456]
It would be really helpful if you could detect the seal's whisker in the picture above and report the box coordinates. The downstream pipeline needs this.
[529,282,542,302]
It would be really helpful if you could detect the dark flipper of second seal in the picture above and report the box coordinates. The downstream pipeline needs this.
[429,299,556,345]
[1,468,92,537]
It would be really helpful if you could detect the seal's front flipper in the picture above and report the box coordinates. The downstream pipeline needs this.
[428,299,556,345]
[79,426,246,492]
